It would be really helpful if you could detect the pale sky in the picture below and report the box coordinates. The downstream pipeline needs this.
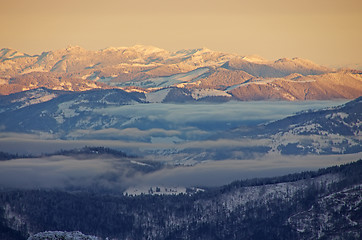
[1,0,361,68]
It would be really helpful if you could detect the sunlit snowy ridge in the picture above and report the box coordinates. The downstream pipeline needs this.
[1,45,361,101]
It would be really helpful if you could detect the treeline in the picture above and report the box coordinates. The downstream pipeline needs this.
[216,159,362,194]
[0,146,134,161]
[52,146,133,158]
[0,152,33,161]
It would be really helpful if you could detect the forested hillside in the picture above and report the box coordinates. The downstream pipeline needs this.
[0,160,361,240]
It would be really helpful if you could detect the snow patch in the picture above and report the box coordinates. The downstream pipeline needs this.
[145,88,171,103]
[130,160,151,167]
[118,68,209,88]
[0,78,7,85]
[21,66,46,74]
[198,173,342,214]
[10,89,58,109]
[55,101,79,124]
[241,55,269,63]
[325,112,349,120]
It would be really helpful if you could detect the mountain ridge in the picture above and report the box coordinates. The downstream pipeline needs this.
[0,89,360,160]
[2,45,360,101]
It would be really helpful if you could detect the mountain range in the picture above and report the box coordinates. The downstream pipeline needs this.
[223,96,362,155]
[1,45,361,240]
[0,88,360,162]
[1,45,361,101]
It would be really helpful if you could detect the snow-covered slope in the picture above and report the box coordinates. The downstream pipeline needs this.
[222,57,331,78]
[264,97,362,155]
[117,67,209,89]
[0,88,66,113]
[288,184,362,239]
[195,97,362,160]
[0,91,360,160]
[0,89,147,133]
[144,88,171,103]
[2,45,360,101]
[0,48,29,60]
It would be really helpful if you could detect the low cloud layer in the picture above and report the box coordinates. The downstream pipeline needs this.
[131,153,362,187]
[0,156,112,189]
[0,100,355,192]
[96,100,346,131]
[0,152,360,192]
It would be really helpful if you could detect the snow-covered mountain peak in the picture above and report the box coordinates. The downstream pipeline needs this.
[0,48,29,60]
[1,45,360,100]
[241,54,269,63]
[274,57,289,63]
[290,57,322,66]
[275,57,330,70]
[193,47,212,54]
[129,44,167,55]
[65,45,85,52]
[171,47,214,57]
[46,45,89,57]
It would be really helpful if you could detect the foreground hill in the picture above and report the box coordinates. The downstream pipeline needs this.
[0,160,361,240]
[1,46,361,100]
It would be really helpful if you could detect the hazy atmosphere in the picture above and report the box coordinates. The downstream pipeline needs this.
[0,100,346,154]
[1,0,362,68]
[1,1,362,239]
[1,100,359,190]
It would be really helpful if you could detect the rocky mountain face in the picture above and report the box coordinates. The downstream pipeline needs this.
[0,160,361,240]
[1,45,361,101]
